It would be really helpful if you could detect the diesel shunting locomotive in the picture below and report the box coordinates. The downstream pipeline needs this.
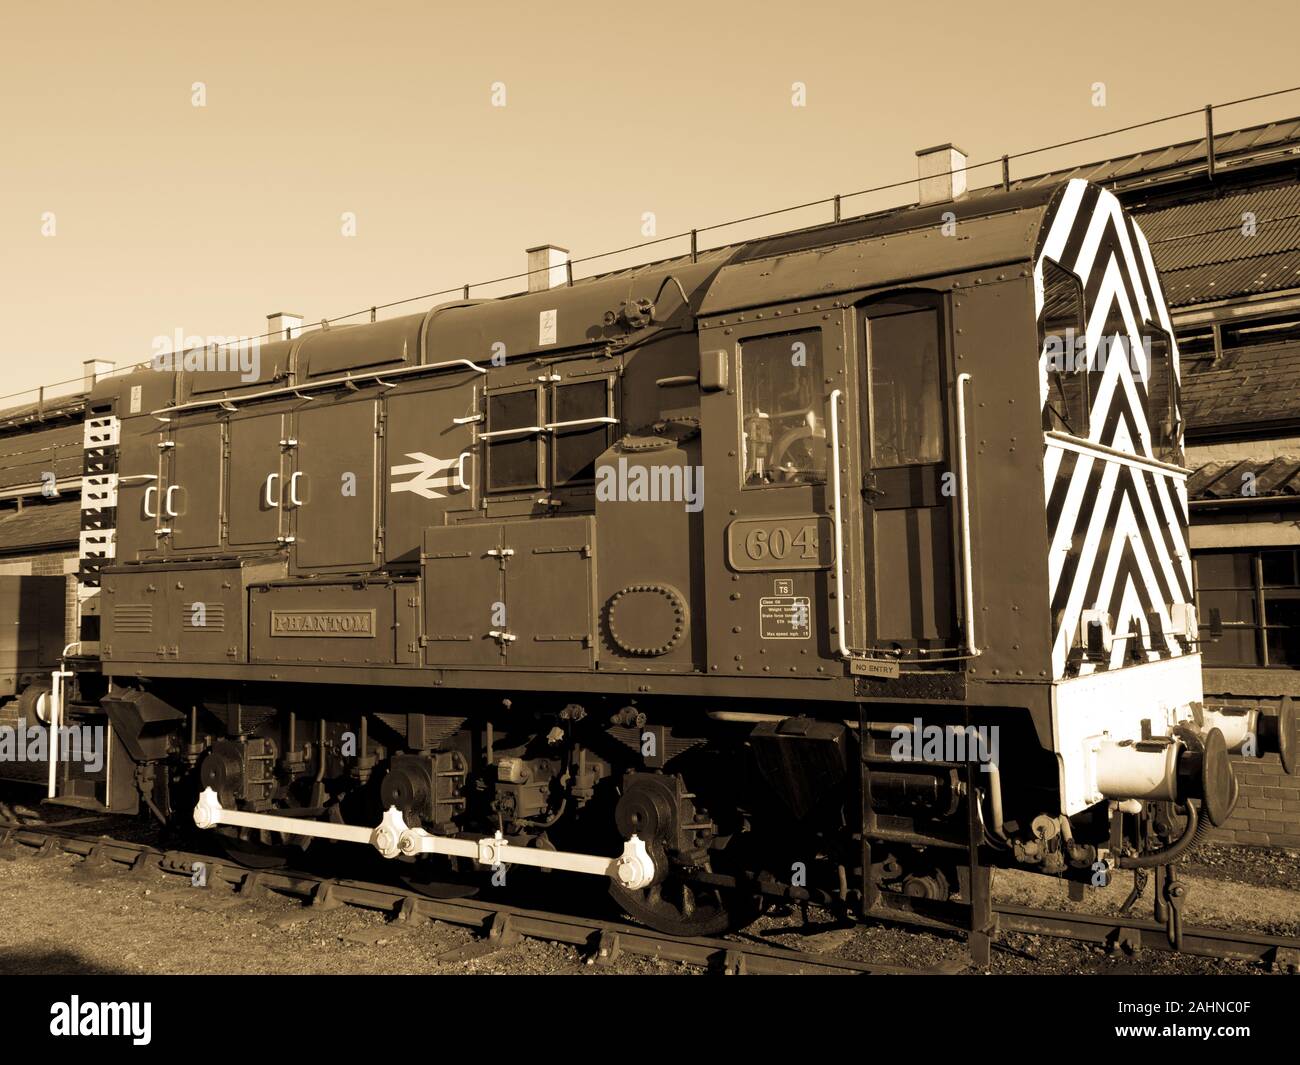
[22,175,1299,952]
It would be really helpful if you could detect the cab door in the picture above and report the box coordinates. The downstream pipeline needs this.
[700,310,848,676]
[857,294,957,651]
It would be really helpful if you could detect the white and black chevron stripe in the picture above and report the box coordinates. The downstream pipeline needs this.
[78,412,119,596]
[1035,179,1193,680]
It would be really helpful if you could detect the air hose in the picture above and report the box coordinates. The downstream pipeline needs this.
[1116,800,1212,869]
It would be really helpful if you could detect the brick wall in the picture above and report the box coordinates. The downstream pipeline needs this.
[0,550,78,647]
[1204,696,1300,849]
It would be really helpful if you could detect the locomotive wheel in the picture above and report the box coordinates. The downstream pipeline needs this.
[609,853,759,937]
[397,858,480,900]
[210,826,307,869]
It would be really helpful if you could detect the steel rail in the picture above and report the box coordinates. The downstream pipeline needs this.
[4,819,1297,972]
[0,822,948,976]
[995,903,1300,970]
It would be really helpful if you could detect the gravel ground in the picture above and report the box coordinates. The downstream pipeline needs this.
[2,784,1297,976]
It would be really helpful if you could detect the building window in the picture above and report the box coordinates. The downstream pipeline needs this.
[1195,548,1300,668]
[1040,260,1088,435]
[739,329,826,486]
[1176,310,1300,373]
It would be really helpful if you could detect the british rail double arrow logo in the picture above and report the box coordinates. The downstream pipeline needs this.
[389,452,461,499]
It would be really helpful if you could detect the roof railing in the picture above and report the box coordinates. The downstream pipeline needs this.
[4,86,1300,414]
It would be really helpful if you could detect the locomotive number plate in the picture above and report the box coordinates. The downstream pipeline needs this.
[270,609,376,637]
[727,516,832,572]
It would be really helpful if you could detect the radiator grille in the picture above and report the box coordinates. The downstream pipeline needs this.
[112,604,153,634]
[182,603,226,632]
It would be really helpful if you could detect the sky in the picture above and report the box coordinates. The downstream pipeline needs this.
[2,0,1298,405]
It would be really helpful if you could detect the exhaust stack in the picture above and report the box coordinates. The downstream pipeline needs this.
[916,143,968,206]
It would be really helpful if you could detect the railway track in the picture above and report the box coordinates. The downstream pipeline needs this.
[3,818,1297,974]
[0,819,953,975]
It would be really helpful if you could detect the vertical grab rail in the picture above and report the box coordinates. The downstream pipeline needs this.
[47,649,76,799]
[955,373,979,658]
[828,389,850,659]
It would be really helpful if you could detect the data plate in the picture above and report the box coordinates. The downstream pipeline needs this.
[759,596,811,639]
[849,658,901,679]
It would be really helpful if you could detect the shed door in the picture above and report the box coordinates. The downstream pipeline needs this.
[858,296,956,649]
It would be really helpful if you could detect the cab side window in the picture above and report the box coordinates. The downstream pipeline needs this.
[1145,326,1180,463]
[739,329,826,486]
[1040,260,1089,436]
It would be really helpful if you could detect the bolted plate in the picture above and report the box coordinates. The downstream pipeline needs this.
[606,584,687,657]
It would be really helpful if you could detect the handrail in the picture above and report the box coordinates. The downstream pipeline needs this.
[828,389,850,659]
[543,416,618,431]
[1044,430,1192,476]
[478,425,545,440]
[955,373,980,658]
[149,358,489,417]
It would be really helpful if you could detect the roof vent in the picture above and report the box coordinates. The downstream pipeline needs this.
[266,311,303,341]
[916,143,968,207]
[526,244,569,293]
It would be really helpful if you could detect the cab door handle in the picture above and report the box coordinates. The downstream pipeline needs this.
[143,485,158,518]
[264,472,280,508]
[164,485,180,517]
[289,471,303,507]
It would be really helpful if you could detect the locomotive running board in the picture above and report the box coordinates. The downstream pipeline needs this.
[192,788,655,889]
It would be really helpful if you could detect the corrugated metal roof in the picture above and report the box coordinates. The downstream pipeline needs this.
[1181,342,1300,428]
[0,499,80,555]
[1188,456,1300,500]
[1007,116,1300,194]
[0,424,82,491]
[1129,183,1300,306]
[0,392,86,431]
[1142,185,1300,267]
[1161,250,1300,306]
